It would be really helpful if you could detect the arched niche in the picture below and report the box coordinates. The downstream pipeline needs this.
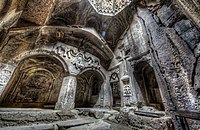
[109,72,121,108]
[134,61,164,111]
[75,70,104,108]
[0,55,67,109]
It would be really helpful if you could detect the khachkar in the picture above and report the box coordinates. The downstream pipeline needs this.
[88,0,132,16]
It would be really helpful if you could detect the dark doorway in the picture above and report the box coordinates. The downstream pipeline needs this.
[0,55,66,109]
[110,72,121,107]
[134,61,164,111]
[75,70,104,108]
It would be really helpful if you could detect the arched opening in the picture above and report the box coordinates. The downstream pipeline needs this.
[0,55,66,109]
[134,61,164,111]
[75,70,104,108]
[110,72,121,108]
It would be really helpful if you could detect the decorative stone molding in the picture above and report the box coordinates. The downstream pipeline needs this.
[0,64,15,97]
[53,43,101,75]
[121,75,132,98]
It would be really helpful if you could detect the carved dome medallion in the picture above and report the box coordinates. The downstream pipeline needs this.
[88,0,132,16]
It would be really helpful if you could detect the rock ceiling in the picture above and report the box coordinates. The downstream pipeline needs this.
[16,0,135,51]
[1,0,200,52]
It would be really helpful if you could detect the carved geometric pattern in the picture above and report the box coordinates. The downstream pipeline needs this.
[88,0,132,16]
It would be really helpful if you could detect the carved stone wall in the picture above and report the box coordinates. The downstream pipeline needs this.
[0,26,112,110]
[0,0,200,129]
[108,0,200,129]
[21,0,55,25]
[134,61,164,111]
[136,2,200,129]
[0,55,66,108]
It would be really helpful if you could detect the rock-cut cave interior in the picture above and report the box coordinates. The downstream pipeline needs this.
[0,0,200,129]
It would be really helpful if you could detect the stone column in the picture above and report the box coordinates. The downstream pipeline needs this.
[119,60,138,107]
[55,75,77,111]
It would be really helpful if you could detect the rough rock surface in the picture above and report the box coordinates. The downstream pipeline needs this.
[0,0,200,130]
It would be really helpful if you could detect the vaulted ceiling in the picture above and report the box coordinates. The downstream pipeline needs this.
[16,0,135,51]
[2,0,199,52]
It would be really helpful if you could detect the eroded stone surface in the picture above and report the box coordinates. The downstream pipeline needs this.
[0,0,200,129]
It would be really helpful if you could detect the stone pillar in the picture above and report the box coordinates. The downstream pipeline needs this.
[55,75,77,111]
[119,60,138,107]
[103,80,112,108]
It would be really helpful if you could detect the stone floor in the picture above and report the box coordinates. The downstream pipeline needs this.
[0,117,133,130]
[0,108,172,130]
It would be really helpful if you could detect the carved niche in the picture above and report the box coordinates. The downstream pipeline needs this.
[0,55,66,108]
[134,61,164,111]
[109,71,121,107]
[75,70,103,108]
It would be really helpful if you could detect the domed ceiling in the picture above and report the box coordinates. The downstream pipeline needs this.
[88,0,132,16]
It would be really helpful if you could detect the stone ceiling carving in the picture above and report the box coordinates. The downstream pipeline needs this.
[88,0,132,16]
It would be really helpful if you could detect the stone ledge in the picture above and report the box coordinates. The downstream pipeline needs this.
[0,117,97,130]
[0,109,79,128]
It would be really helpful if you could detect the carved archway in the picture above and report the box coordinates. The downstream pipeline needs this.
[0,55,67,109]
[134,61,164,111]
[75,70,104,108]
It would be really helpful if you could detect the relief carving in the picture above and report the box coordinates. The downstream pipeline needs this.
[9,70,54,103]
[0,64,14,95]
[54,44,101,71]
[1,55,65,108]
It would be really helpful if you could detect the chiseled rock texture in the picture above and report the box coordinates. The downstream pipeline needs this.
[0,0,200,130]
[136,1,200,129]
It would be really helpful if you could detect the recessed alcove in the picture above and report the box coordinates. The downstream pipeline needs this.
[0,55,66,109]
[75,70,104,108]
[134,61,165,111]
[110,72,121,108]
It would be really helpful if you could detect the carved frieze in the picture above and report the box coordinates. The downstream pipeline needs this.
[54,43,101,74]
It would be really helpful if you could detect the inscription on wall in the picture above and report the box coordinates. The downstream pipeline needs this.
[123,85,132,97]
